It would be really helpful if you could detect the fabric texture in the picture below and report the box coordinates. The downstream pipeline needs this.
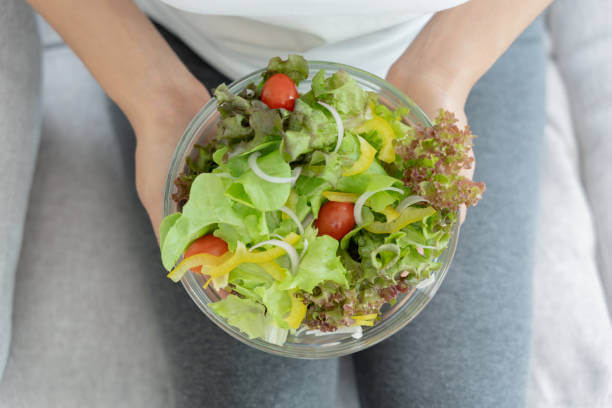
[133,0,466,79]
[0,0,41,380]
[526,54,612,408]
[548,0,612,316]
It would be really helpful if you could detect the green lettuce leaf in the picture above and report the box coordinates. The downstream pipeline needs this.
[208,295,267,339]
[161,173,257,270]
[280,234,348,293]
[262,55,309,85]
[282,98,337,161]
[294,176,331,217]
[311,69,369,118]
[227,149,291,211]
[159,213,180,249]
[261,283,291,329]
[336,164,403,211]
[229,263,275,290]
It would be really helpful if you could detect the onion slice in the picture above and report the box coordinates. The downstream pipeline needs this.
[371,243,401,272]
[249,152,300,184]
[280,206,304,236]
[249,239,299,274]
[290,166,303,186]
[354,187,404,226]
[305,326,363,339]
[396,195,429,212]
[299,239,309,260]
[302,213,314,229]
[318,101,343,153]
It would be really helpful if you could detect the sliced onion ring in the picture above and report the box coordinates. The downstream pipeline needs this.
[318,101,343,153]
[371,243,401,272]
[302,213,314,229]
[249,152,300,184]
[280,206,304,235]
[354,187,404,226]
[396,195,429,212]
[290,166,303,186]
[249,239,299,274]
[299,239,309,260]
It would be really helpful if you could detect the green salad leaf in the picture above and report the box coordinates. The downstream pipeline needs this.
[262,55,309,85]
[208,295,267,339]
[227,149,291,211]
[311,69,369,119]
[262,283,292,329]
[161,173,261,270]
[280,234,348,293]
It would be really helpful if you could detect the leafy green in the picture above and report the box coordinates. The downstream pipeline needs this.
[396,110,486,211]
[209,295,267,339]
[161,173,261,270]
[294,176,331,217]
[311,69,369,118]
[262,283,292,329]
[261,55,309,85]
[280,234,348,293]
[282,98,337,161]
[227,149,291,211]
[336,164,403,211]
[172,144,218,205]
[159,213,180,249]
[229,263,275,291]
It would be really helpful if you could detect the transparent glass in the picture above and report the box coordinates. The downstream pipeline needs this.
[163,61,460,359]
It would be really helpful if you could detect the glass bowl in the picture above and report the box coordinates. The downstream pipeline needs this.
[163,61,460,359]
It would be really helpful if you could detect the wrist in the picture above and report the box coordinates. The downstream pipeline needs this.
[121,71,211,141]
[387,54,473,115]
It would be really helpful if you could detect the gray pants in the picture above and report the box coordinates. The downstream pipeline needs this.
[0,2,546,407]
[0,0,41,378]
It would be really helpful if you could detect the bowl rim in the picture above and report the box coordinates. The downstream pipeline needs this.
[163,60,460,359]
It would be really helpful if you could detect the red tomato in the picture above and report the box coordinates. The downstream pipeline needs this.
[315,201,356,240]
[184,234,228,273]
[261,73,299,111]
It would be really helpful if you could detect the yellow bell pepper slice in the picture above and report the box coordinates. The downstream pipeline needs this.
[380,206,400,222]
[206,233,301,278]
[284,291,307,329]
[365,206,436,234]
[355,104,396,163]
[353,320,374,327]
[260,261,287,281]
[342,136,377,176]
[167,251,232,283]
[321,191,360,202]
[352,314,378,320]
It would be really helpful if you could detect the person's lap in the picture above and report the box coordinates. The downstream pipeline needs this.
[0,0,41,379]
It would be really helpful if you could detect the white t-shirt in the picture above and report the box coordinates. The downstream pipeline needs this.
[135,0,467,80]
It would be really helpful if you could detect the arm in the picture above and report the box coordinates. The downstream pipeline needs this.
[386,0,552,221]
[387,0,553,120]
[27,0,210,237]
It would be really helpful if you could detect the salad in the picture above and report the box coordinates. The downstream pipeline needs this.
[160,55,485,344]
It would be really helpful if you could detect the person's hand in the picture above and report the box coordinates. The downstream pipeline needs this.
[386,62,474,223]
[132,83,211,241]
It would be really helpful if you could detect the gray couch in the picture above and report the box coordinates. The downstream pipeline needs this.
[1,1,611,406]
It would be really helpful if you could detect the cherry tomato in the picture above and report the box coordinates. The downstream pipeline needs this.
[184,234,228,273]
[315,201,356,240]
[261,73,299,111]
